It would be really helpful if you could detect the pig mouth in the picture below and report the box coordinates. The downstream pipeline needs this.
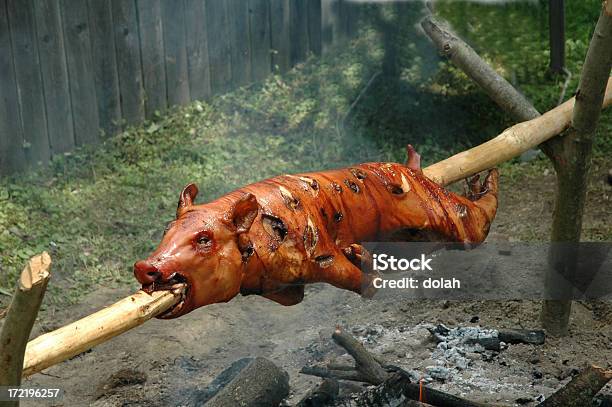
[142,272,191,319]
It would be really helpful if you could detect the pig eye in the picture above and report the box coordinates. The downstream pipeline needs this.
[195,232,213,250]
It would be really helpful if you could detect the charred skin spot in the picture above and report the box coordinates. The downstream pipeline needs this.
[387,183,405,195]
[299,176,319,192]
[262,214,288,243]
[334,211,343,223]
[241,243,255,262]
[455,203,468,218]
[350,168,367,181]
[400,174,412,193]
[279,186,301,210]
[331,182,342,193]
[320,208,329,221]
[303,217,319,258]
[344,179,360,193]
[320,207,338,241]
[315,254,334,268]
[342,246,356,260]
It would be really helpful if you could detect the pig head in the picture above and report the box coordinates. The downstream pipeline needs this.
[134,184,259,319]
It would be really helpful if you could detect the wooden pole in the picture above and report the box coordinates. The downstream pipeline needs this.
[21,289,181,377]
[0,253,51,406]
[423,77,612,186]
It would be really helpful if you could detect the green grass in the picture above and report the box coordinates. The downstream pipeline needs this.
[0,31,387,309]
[0,1,610,309]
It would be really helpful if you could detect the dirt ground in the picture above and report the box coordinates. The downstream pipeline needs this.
[20,161,612,407]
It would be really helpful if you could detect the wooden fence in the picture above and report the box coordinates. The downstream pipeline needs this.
[0,0,360,175]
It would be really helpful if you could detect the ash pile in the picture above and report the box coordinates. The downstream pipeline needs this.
[163,322,612,406]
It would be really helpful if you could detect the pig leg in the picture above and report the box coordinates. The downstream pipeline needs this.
[430,168,499,243]
[313,250,376,296]
[342,243,373,272]
[262,249,371,304]
[342,243,379,298]
[466,169,498,223]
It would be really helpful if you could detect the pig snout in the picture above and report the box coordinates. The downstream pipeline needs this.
[134,260,161,285]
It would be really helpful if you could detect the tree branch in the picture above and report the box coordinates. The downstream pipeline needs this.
[302,329,489,407]
[571,0,612,135]
[419,14,572,162]
[421,15,541,123]
[537,365,612,407]
[0,253,51,397]
[331,328,389,385]
[300,366,372,383]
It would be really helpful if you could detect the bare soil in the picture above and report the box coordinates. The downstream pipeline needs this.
[21,160,612,406]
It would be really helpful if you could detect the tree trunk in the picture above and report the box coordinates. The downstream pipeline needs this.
[541,0,612,337]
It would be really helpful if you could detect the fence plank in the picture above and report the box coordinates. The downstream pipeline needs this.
[184,0,211,100]
[0,0,26,173]
[137,0,167,118]
[6,0,49,168]
[162,0,190,107]
[88,0,121,137]
[270,0,290,73]
[111,0,144,125]
[249,0,271,82]
[307,0,322,56]
[290,0,308,64]
[206,0,232,94]
[227,0,251,86]
[3,0,330,174]
[33,0,74,155]
[62,0,100,146]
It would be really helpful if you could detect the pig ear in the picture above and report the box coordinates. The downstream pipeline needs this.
[176,183,199,218]
[231,193,259,234]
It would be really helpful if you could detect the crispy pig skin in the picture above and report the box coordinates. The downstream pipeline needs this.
[134,150,499,318]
